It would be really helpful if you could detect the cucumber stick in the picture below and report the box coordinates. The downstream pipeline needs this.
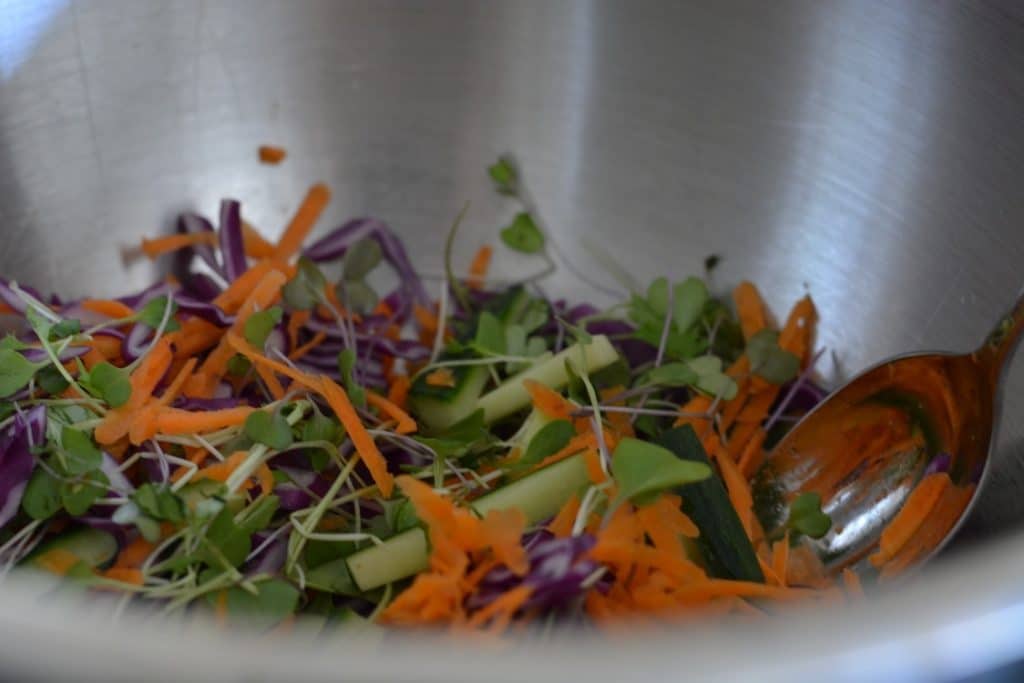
[477,334,618,424]
[657,426,763,583]
[346,453,590,591]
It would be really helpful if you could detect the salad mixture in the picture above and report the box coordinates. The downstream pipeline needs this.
[0,154,874,634]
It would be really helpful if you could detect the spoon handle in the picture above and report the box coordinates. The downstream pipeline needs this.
[976,287,1024,382]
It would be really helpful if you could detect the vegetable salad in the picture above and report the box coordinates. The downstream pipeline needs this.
[0,153,861,633]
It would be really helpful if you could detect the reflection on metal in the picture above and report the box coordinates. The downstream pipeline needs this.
[0,0,68,79]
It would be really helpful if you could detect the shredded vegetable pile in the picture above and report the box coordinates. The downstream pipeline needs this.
[0,154,874,634]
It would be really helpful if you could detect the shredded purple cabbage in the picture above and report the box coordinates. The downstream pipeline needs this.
[0,406,45,529]
[218,199,247,282]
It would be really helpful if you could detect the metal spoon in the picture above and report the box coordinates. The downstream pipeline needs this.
[755,291,1024,578]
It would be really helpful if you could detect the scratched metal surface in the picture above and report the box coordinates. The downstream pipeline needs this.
[1,0,1024,679]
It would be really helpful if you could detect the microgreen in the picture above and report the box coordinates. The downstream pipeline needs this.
[500,213,544,254]
[22,468,62,520]
[746,329,800,384]
[243,306,283,348]
[337,348,366,408]
[522,420,574,466]
[282,258,327,311]
[342,238,382,281]
[226,354,251,377]
[335,280,378,314]
[60,470,109,516]
[473,312,505,356]
[487,156,518,195]
[133,483,186,523]
[36,364,69,394]
[138,296,181,332]
[301,413,343,445]
[611,437,711,505]
[87,362,132,407]
[787,491,832,539]
[60,426,102,475]
[48,319,81,340]
[244,410,294,450]
[198,506,251,568]
[0,348,39,397]
[212,579,301,630]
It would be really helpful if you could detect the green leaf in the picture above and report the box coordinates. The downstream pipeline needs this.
[415,409,491,458]
[135,515,162,543]
[487,156,518,195]
[243,306,283,348]
[671,278,709,332]
[646,278,670,316]
[226,579,300,628]
[337,348,366,408]
[35,364,69,394]
[133,483,186,523]
[89,362,131,408]
[611,437,711,505]
[500,213,544,254]
[238,496,280,534]
[522,420,575,466]
[686,355,722,376]
[787,491,832,539]
[138,296,181,332]
[342,239,383,281]
[643,362,698,388]
[0,334,29,351]
[199,506,251,568]
[694,372,738,401]
[282,258,327,311]
[746,329,800,384]
[474,311,505,355]
[302,413,343,444]
[244,411,293,450]
[226,354,251,377]
[627,294,663,330]
[49,319,81,340]
[336,280,378,314]
[0,349,39,397]
[60,427,102,475]
[22,468,62,520]
[519,299,549,334]
[60,470,109,516]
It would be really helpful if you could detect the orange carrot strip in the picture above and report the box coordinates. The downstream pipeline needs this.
[258,145,287,165]
[466,584,532,631]
[34,549,82,576]
[102,567,144,585]
[523,379,574,421]
[226,332,320,390]
[387,375,411,410]
[167,318,223,360]
[213,260,276,312]
[870,472,951,567]
[196,270,287,392]
[733,281,770,340]
[89,335,123,361]
[771,534,790,587]
[81,349,106,371]
[256,462,276,498]
[548,494,581,538]
[366,391,418,435]
[95,337,174,445]
[153,406,255,435]
[193,451,249,484]
[241,222,277,259]
[157,358,197,408]
[273,184,331,262]
[81,299,135,320]
[466,245,493,290]
[737,427,767,478]
[425,369,455,388]
[113,536,156,569]
[480,508,529,576]
[256,364,286,400]
[707,435,755,539]
[318,377,394,497]
[841,568,864,599]
[286,310,310,351]
[140,232,218,259]
[287,331,327,361]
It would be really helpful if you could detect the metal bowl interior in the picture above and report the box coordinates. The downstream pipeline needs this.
[1,1,1023,679]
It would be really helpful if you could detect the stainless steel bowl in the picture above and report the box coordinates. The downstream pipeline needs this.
[2,1,1024,679]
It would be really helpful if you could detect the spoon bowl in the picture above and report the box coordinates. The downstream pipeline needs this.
[757,293,1024,577]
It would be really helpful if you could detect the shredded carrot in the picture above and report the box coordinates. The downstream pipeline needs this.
[103,567,144,585]
[153,406,255,436]
[113,536,156,569]
[737,427,767,478]
[95,337,174,446]
[841,567,864,599]
[193,451,249,484]
[466,584,532,631]
[157,357,197,408]
[870,472,951,567]
[548,494,581,537]
[480,508,529,576]
[140,232,218,259]
[0,302,14,315]
[255,364,287,400]
[466,245,493,290]
[771,534,790,587]
[258,145,287,165]
[706,435,755,539]
[425,368,456,388]
[286,310,311,351]
[318,377,394,497]
[213,260,276,312]
[387,375,411,410]
[256,462,276,498]
[523,379,574,421]
[733,281,770,340]
[81,299,135,320]
[241,222,277,259]
[287,331,327,361]
[366,391,417,435]
[273,183,331,263]
[33,549,82,576]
